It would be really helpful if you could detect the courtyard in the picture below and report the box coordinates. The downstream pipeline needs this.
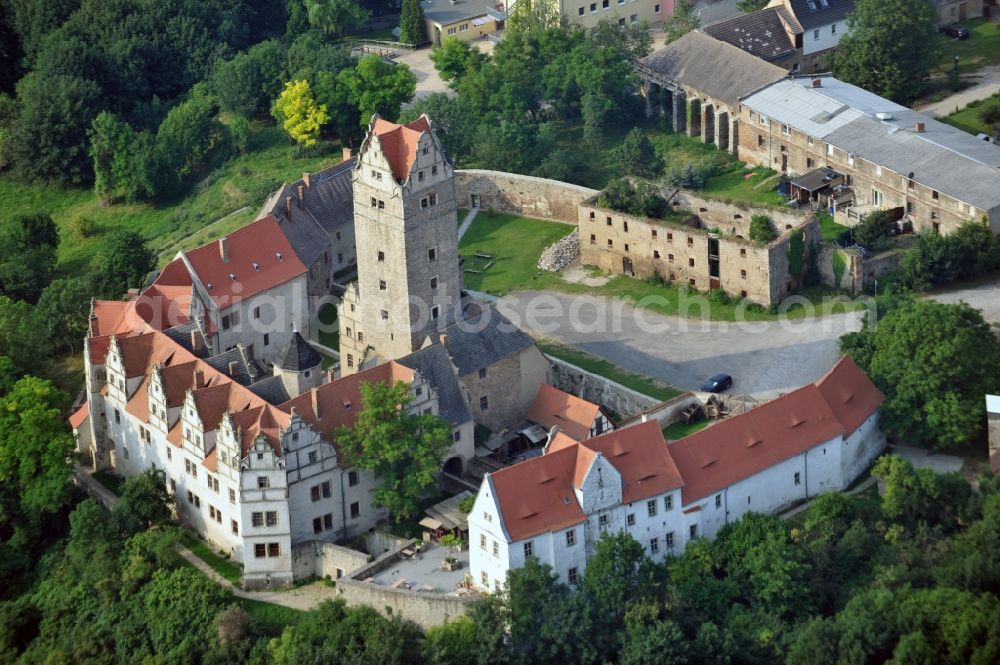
[368,541,471,594]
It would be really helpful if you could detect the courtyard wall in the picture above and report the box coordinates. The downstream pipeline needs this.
[455,170,597,223]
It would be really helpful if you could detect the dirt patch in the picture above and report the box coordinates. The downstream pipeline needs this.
[562,265,610,287]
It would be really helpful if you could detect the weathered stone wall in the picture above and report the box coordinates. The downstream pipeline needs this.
[989,411,1000,471]
[859,248,905,291]
[455,170,598,223]
[458,346,550,433]
[817,245,864,293]
[292,541,373,580]
[616,392,702,431]
[547,355,661,418]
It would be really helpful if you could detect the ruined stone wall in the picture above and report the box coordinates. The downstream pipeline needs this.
[455,170,598,223]
[547,356,661,418]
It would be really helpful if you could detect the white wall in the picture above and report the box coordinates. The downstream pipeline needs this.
[802,20,847,56]
[213,274,311,364]
[840,412,885,487]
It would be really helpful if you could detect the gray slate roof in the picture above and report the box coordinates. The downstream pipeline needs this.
[638,31,787,108]
[163,319,210,355]
[205,346,264,386]
[247,375,291,405]
[274,331,323,372]
[785,0,854,31]
[742,76,1000,211]
[260,158,356,268]
[704,7,797,61]
[424,0,489,25]
[398,344,472,427]
[439,304,536,377]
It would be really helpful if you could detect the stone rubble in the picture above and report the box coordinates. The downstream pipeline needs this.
[537,228,580,272]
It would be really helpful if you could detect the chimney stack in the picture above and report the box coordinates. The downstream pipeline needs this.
[228,361,239,376]
[915,121,925,133]
[303,172,311,189]
[190,330,203,353]
[194,369,205,390]
[285,195,293,220]
[89,313,99,337]
[342,147,352,161]
[811,78,822,88]
[440,333,448,347]
[219,237,229,263]
[311,386,321,419]
[297,184,304,205]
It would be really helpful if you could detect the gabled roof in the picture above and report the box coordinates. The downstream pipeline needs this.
[438,304,536,377]
[69,403,89,429]
[274,332,323,372]
[776,0,854,31]
[371,116,432,183]
[490,421,683,542]
[527,384,602,441]
[638,31,786,108]
[182,215,307,306]
[668,355,883,505]
[278,361,416,457]
[704,7,797,61]
[398,343,473,427]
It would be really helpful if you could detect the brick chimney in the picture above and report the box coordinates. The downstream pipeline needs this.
[89,313,99,337]
[811,78,822,88]
[219,236,229,263]
[190,330,204,353]
[228,361,239,376]
[311,386,321,419]
[303,172,311,189]
[193,368,205,389]
[297,184,304,205]
[342,147,352,161]
[285,195,293,220]
[440,333,448,348]
[915,121,925,133]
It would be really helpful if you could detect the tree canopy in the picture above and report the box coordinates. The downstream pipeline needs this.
[335,380,452,520]
[831,0,940,103]
[399,0,427,46]
[90,228,155,299]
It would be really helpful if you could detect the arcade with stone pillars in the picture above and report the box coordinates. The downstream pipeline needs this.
[638,76,740,157]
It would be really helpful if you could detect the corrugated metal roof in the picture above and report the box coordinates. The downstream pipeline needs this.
[742,76,1000,210]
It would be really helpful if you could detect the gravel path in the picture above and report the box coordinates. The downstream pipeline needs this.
[499,290,863,399]
[918,65,1000,118]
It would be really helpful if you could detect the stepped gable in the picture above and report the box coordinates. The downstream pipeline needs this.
[370,116,432,183]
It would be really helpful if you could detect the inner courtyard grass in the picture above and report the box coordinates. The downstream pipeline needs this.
[663,418,709,440]
[703,167,785,207]
[818,211,850,242]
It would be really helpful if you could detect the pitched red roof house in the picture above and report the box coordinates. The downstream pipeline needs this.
[527,384,604,441]
[371,116,432,183]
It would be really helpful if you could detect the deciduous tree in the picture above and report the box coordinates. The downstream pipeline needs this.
[830,0,939,103]
[337,55,417,128]
[35,277,91,353]
[335,380,451,520]
[273,79,329,147]
[399,0,427,45]
[91,229,155,299]
[430,38,487,88]
[304,0,369,38]
[0,212,59,303]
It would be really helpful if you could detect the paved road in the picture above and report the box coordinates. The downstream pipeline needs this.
[919,65,1000,118]
[927,276,1000,323]
[499,290,863,398]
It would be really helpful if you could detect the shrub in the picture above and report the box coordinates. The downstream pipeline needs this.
[72,216,98,238]
[665,163,707,190]
[979,100,1000,128]
[709,289,734,304]
[853,209,897,252]
[748,214,778,243]
[597,179,670,219]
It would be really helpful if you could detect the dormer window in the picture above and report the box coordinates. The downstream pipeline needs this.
[252,262,259,271]
[276,252,283,261]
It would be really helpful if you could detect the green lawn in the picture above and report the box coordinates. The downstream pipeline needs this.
[538,340,682,403]
[459,211,574,295]
[703,166,785,207]
[663,418,709,441]
[940,93,1000,136]
[934,19,1000,75]
[818,211,850,242]
[236,598,306,636]
[92,470,125,496]
[0,122,344,277]
[317,302,340,350]
[183,534,242,586]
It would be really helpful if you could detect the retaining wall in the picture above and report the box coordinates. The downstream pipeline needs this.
[547,355,662,418]
[617,392,703,430]
[292,541,372,580]
[455,170,597,223]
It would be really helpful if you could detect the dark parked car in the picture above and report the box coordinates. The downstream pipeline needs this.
[700,374,733,393]
[941,23,970,39]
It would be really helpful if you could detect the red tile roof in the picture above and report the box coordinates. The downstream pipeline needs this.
[668,355,883,505]
[546,430,580,453]
[182,215,307,306]
[371,116,431,183]
[69,403,89,429]
[278,361,415,459]
[88,335,112,365]
[491,421,683,542]
[527,384,602,441]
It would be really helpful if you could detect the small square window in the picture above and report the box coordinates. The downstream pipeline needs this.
[257,476,269,489]
[268,543,280,557]
[265,511,278,526]
[478,367,487,379]
[627,513,636,526]
[254,543,266,558]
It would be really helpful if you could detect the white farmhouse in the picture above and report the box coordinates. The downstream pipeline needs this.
[469,356,885,590]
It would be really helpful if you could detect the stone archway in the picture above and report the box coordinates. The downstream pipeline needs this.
[443,456,464,476]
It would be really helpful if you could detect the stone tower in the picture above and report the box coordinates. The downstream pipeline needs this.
[338,114,463,374]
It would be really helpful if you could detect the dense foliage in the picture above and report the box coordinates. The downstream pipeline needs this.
[598,179,670,219]
[831,0,940,103]
[893,220,1000,291]
[840,298,1000,448]
[748,214,778,243]
[399,0,427,46]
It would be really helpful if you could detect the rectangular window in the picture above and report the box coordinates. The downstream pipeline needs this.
[578,6,584,14]
[308,451,318,464]
[252,512,263,527]
[348,470,359,487]
[350,502,360,519]
[794,471,802,485]
[664,495,673,511]
[782,124,791,136]
[311,485,321,502]
[650,537,659,553]
[480,534,487,550]
[268,543,280,557]
[665,531,674,549]
[313,517,322,534]
[432,165,438,175]
[599,514,609,530]
[480,395,489,412]
[492,541,499,557]
[254,543,266,558]
[482,571,489,586]
[568,567,578,584]
[590,2,596,12]
[430,276,438,289]
[627,513,635,526]
[257,476,269,489]
[324,514,333,529]
[813,29,820,40]
[715,494,722,508]
[347,353,354,368]
[322,481,332,497]
[167,447,172,460]
[690,524,698,539]
[566,529,576,546]
[478,367,487,379]
[229,488,236,503]
[428,248,436,262]
[232,520,239,535]
[653,250,660,259]
[431,306,439,320]
[379,279,386,291]
[524,541,533,558]
[265,511,278,527]
[263,333,270,346]
[647,499,657,516]
[418,170,424,181]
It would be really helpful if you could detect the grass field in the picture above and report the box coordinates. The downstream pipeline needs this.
[703,167,785,207]
[317,303,340,350]
[236,598,305,636]
[459,211,573,295]
[0,122,343,277]
[818,211,850,242]
[538,340,681,403]
[183,534,243,586]
[663,418,709,441]
[941,93,1000,136]
[934,19,1000,75]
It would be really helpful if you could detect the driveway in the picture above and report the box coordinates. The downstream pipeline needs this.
[498,290,863,398]
[927,276,1000,324]
[395,39,494,103]
[918,65,1000,118]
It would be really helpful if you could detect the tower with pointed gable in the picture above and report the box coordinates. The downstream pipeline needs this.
[338,114,464,374]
